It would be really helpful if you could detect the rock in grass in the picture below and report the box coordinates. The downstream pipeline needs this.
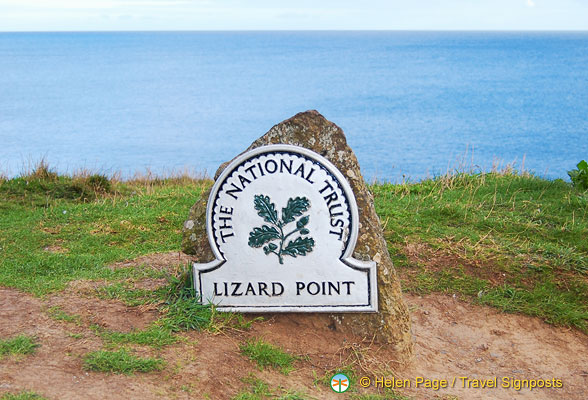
[182,110,413,361]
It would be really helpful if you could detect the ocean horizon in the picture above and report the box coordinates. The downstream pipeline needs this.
[1,31,587,182]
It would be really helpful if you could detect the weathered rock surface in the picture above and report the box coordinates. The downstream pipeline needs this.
[182,110,413,362]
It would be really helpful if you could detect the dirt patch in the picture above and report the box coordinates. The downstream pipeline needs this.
[45,293,159,332]
[42,245,69,254]
[108,251,192,270]
[402,293,588,399]
[402,242,507,286]
[1,285,587,400]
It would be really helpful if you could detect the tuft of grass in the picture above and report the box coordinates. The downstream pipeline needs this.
[232,376,312,400]
[83,348,164,374]
[68,332,84,339]
[92,324,177,348]
[159,298,259,333]
[0,335,39,359]
[0,392,49,400]
[318,365,357,389]
[91,269,259,350]
[157,270,261,333]
[232,377,272,400]
[276,391,310,400]
[94,281,166,306]
[239,338,296,374]
[86,174,112,193]
[26,159,58,182]
[46,305,81,325]
[159,297,215,332]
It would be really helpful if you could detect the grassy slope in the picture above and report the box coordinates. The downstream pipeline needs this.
[0,168,587,332]
[374,172,588,331]
[0,172,207,294]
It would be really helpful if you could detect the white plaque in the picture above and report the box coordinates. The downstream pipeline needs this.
[193,144,378,312]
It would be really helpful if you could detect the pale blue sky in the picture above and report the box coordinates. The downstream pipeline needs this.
[1,0,587,31]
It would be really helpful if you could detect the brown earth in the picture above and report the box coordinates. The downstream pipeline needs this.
[1,253,587,400]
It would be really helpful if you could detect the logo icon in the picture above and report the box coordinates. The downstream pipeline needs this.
[330,373,350,393]
[248,194,315,264]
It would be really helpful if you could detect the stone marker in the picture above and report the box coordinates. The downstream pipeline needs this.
[194,144,377,312]
[183,110,413,361]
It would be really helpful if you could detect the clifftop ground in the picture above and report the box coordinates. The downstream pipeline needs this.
[0,166,587,399]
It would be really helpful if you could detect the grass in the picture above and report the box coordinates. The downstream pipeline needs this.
[88,271,257,348]
[156,273,261,334]
[0,335,39,359]
[1,163,586,400]
[318,365,357,388]
[91,324,178,348]
[233,377,272,400]
[0,392,49,400]
[46,305,82,325]
[0,164,210,295]
[373,171,588,332]
[232,376,311,400]
[94,280,171,306]
[1,163,586,334]
[83,348,165,374]
[240,338,297,374]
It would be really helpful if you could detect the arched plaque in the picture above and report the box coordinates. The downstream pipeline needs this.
[193,144,377,312]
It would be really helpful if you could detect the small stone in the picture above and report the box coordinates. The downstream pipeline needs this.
[475,358,483,363]
[423,310,430,315]
[373,252,382,263]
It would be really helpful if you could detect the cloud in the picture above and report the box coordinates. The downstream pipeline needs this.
[526,0,536,8]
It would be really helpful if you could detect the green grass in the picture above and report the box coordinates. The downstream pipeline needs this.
[275,391,309,400]
[373,172,588,332]
[239,338,296,374]
[317,365,357,388]
[90,273,257,348]
[83,348,165,374]
[91,324,178,348]
[1,166,586,334]
[233,377,273,400]
[232,376,310,400]
[0,168,209,295]
[46,305,81,325]
[0,392,49,400]
[94,280,171,306]
[0,335,39,359]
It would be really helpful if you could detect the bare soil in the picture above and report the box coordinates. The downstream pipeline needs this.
[1,253,587,400]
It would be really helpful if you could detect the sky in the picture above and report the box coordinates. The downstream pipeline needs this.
[1,0,587,31]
